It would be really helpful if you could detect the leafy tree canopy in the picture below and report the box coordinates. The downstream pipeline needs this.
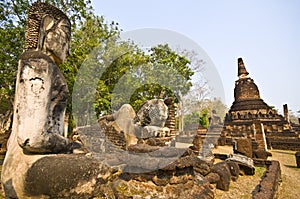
[0,0,97,104]
[1,0,195,130]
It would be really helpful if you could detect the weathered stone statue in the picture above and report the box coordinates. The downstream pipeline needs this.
[209,110,222,126]
[133,98,170,138]
[99,98,171,149]
[1,3,116,198]
[13,1,72,154]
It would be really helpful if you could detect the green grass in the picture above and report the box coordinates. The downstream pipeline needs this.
[255,166,266,177]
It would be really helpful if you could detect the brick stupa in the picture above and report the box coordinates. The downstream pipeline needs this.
[220,58,293,148]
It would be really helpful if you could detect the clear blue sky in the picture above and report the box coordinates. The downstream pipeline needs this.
[91,0,300,115]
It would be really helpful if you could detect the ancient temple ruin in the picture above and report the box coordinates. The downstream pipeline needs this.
[220,58,300,151]
[1,2,226,198]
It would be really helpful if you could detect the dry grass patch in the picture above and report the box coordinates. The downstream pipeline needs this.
[214,166,265,199]
[214,148,300,199]
[270,150,300,199]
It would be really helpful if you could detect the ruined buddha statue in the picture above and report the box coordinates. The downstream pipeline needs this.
[10,2,72,153]
[2,3,116,198]
[100,98,170,144]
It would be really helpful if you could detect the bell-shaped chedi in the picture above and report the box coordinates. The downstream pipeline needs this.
[221,58,293,148]
[230,58,270,111]
[220,58,300,152]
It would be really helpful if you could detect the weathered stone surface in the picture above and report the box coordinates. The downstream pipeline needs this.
[152,174,170,186]
[205,172,220,184]
[226,161,240,181]
[267,138,300,151]
[13,1,73,154]
[221,58,300,149]
[76,124,108,153]
[252,160,281,199]
[114,165,214,199]
[194,159,212,176]
[234,138,252,158]
[134,99,168,127]
[211,162,231,191]
[169,173,193,185]
[227,154,255,175]
[253,149,272,159]
[162,154,212,177]
[144,137,166,146]
[164,98,176,136]
[213,153,230,160]
[295,151,300,168]
[99,116,137,150]
[98,99,174,150]
[128,144,161,153]
[113,178,214,199]
[1,2,77,197]
[106,146,190,172]
[14,39,71,154]
[209,110,222,126]
[192,134,203,151]
[24,154,119,198]
[252,158,272,167]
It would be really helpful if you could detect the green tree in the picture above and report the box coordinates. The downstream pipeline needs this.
[209,98,228,121]
[183,98,227,129]
[174,48,209,131]
[0,0,119,133]
[199,108,209,128]
[94,44,148,115]
[0,0,93,99]
[73,38,145,125]
[93,44,194,117]
[1,1,195,131]
[129,44,193,111]
[63,15,119,127]
[184,111,200,128]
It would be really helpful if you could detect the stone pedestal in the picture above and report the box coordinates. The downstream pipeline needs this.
[234,138,252,158]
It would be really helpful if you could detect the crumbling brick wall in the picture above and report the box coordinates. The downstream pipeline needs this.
[252,160,281,199]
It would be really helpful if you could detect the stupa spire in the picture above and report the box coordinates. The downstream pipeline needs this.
[238,58,249,78]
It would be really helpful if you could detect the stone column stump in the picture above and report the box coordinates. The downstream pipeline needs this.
[295,151,300,168]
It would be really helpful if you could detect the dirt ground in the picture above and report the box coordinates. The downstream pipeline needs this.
[214,166,266,199]
[213,146,265,199]
[213,146,300,199]
[270,150,300,199]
